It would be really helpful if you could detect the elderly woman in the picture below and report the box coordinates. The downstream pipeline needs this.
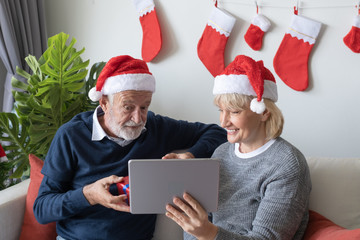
[166,55,311,240]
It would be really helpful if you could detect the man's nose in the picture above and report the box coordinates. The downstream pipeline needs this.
[131,109,142,124]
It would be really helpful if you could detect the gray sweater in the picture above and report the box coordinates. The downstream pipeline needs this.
[185,137,311,240]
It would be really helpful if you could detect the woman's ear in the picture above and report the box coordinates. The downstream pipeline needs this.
[261,109,271,121]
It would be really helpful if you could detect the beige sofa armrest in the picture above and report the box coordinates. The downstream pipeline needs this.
[307,157,360,229]
[0,179,30,240]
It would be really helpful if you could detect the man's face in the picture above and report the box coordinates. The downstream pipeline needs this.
[101,90,152,140]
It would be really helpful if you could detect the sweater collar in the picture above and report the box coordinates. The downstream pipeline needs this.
[234,139,276,159]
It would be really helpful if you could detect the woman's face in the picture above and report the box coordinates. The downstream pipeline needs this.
[218,102,267,147]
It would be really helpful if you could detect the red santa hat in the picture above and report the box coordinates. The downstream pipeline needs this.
[0,144,8,162]
[88,55,156,101]
[213,55,277,114]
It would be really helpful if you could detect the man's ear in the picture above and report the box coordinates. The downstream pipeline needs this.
[99,95,109,111]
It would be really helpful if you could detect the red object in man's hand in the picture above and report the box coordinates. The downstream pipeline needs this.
[116,176,130,204]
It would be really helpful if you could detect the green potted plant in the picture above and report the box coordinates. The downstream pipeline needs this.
[0,32,105,189]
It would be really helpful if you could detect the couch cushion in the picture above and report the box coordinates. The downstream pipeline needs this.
[0,178,29,240]
[303,210,360,240]
[19,154,57,240]
[306,157,360,229]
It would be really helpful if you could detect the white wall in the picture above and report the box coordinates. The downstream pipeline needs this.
[44,0,360,158]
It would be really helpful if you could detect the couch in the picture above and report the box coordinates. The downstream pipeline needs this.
[1,157,359,240]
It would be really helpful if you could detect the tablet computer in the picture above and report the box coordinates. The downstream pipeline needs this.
[128,158,220,214]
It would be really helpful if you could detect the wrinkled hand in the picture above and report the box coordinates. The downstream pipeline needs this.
[165,193,218,240]
[162,152,194,159]
[83,175,130,212]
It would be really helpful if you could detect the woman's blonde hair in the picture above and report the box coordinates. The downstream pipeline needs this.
[214,93,284,140]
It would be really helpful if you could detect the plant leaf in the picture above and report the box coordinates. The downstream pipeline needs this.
[0,112,32,176]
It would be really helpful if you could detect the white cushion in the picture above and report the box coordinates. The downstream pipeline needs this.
[306,158,360,229]
[0,179,30,240]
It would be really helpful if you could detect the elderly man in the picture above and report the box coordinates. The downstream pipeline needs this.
[33,55,226,240]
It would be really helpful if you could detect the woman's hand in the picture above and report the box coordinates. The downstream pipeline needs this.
[166,192,218,240]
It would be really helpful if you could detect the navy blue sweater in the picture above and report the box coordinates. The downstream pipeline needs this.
[34,110,226,240]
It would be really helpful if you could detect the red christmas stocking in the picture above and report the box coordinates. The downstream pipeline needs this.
[244,14,271,51]
[132,0,162,62]
[343,15,360,53]
[197,5,236,77]
[273,14,322,91]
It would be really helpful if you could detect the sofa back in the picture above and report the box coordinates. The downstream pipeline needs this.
[307,157,360,229]
[1,157,359,240]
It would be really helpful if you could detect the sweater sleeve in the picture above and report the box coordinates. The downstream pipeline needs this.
[149,112,227,158]
[215,154,310,240]
[34,176,91,224]
[215,198,309,240]
[206,140,311,240]
[186,122,227,158]
[33,119,92,224]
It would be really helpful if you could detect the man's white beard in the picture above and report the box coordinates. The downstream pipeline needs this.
[108,109,145,140]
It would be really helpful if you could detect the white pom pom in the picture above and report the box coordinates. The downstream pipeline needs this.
[250,98,266,114]
[88,87,102,102]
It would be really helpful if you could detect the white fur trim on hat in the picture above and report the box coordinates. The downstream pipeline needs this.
[213,74,278,102]
[252,14,271,32]
[102,73,155,96]
[207,6,236,37]
[88,73,155,102]
[286,14,322,45]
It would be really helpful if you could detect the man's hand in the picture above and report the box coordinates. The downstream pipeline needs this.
[83,175,130,212]
[162,152,194,159]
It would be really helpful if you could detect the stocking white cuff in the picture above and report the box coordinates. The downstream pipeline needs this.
[353,15,360,28]
[207,6,236,37]
[286,14,322,45]
[132,0,155,17]
[251,14,271,32]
